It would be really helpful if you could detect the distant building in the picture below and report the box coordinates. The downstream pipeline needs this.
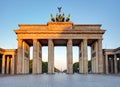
[103,47,120,74]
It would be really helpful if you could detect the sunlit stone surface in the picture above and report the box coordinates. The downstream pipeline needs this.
[0,73,120,87]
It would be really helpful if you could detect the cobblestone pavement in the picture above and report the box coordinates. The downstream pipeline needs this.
[0,73,120,87]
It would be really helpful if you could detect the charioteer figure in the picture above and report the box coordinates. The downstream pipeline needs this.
[50,7,70,22]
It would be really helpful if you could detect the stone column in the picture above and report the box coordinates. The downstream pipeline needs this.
[91,41,99,73]
[37,41,42,74]
[95,41,98,73]
[26,59,28,74]
[48,39,54,74]
[6,56,10,74]
[22,41,25,74]
[24,41,30,74]
[11,55,15,74]
[91,43,95,73]
[17,39,23,74]
[2,55,5,74]
[91,58,94,73]
[67,39,73,74]
[105,54,108,74]
[28,46,30,73]
[98,39,103,73]
[32,39,38,74]
[110,59,114,73]
[79,41,83,73]
[114,54,117,74]
[33,39,42,74]
[10,58,12,74]
[93,58,95,73]
[83,39,88,74]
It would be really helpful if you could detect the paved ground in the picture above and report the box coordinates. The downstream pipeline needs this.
[0,73,120,87]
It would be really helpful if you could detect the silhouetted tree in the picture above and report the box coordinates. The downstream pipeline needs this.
[29,60,60,73]
[88,60,91,72]
[73,61,91,73]
[73,62,79,73]
[42,62,48,73]
[29,60,32,73]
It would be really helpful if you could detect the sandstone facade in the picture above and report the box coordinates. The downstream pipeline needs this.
[1,22,120,74]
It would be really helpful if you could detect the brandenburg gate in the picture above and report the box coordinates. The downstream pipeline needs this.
[14,8,105,74]
[14,22,105,74]
[2,8,120,75]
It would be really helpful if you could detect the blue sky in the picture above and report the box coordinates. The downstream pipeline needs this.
[0,0,120,70]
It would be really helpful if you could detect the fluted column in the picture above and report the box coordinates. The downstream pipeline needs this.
[17,39,23,74]
[98,39,103,73]
[37,41,42,74]
[11,55,15,74]
[28,47,30,73]
[93,58,95,73]
[79,41,83,73]
[22,41,25,74]
[91,41,99,73]
[114,54,117,74]
[23,41,30,74]
[83,39,88,74]
[105,54,108,74]
[67,39,73,74]
[91,58,94,73]
[48,39,54,74]
[32,39,42,74]
[95,41,98,73]
[2,55,5,74]
[33,39,38,74]
[6,56,10,74]
[91,43,94,73]
[26,58,29,73]
[110,59,114,73]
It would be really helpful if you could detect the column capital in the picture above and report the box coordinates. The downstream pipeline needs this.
[67,39,72,46]
[48,39,54,46]
[83,38,88,40]
[98,39,103,41]
[48,39,53,40]
[114,54,117,58]
[12,54,15,57]
[17,39,23,42]
[48,39,53,43]
[2,54,5,57]
[33,39,38,42]
[83,39,88,44]
[68,39,72,40]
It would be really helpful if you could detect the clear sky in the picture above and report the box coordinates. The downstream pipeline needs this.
[0,0,120,70]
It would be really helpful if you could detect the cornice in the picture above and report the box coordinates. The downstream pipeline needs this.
[14,30,105,34]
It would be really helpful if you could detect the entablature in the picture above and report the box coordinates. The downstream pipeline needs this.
[14,30,105,34]
[15,22,105,31]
